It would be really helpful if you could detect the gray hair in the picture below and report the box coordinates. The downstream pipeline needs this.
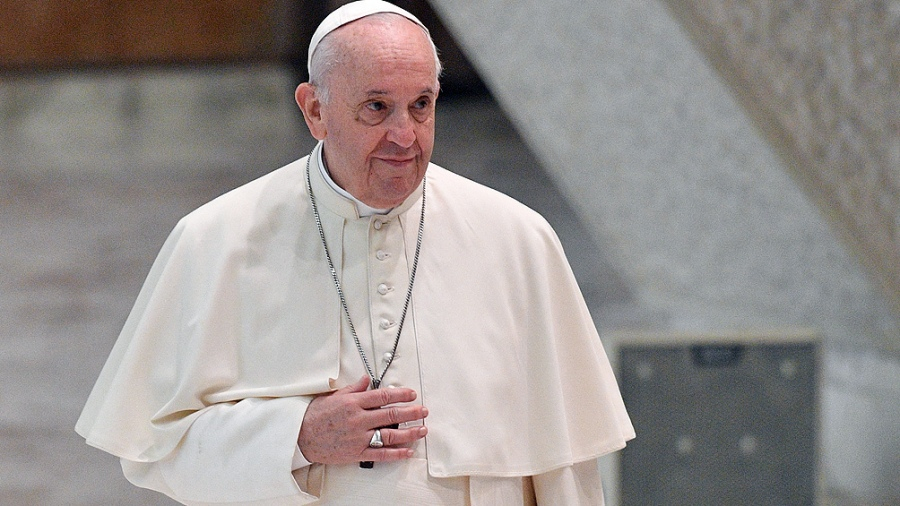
[309,13,442,104]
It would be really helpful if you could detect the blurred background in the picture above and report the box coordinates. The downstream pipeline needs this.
[1,1,897,505]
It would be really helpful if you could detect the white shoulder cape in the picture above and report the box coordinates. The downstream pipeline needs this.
[76,143,634,477]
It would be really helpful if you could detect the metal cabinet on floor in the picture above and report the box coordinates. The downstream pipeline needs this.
[617,330,820,506]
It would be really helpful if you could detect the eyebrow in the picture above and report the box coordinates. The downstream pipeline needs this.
[365,87,437,98]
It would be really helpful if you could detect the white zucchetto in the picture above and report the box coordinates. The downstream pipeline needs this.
[307,0,429,73]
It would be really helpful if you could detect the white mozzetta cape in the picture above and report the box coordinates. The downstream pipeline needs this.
[77,142,634,484]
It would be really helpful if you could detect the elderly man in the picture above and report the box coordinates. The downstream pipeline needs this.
[76,1,634,504]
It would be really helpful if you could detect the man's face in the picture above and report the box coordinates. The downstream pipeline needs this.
[316,17,438,209]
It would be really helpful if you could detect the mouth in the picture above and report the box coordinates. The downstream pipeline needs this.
[374,156,416,169]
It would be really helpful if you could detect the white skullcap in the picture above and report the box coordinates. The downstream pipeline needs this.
[307,0,428,74]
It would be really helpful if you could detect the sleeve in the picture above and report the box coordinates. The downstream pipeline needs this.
[532,459,606,505]
[121,396,322,506]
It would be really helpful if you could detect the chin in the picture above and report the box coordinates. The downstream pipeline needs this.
[374,191,411,209]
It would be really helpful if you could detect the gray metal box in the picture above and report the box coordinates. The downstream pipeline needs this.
[617,331,819,506]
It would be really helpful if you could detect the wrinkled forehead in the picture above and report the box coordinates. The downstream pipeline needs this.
[324,19,439,101]
[307,0,428,74]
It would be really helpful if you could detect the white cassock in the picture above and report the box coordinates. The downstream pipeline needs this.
[76,141,635,505]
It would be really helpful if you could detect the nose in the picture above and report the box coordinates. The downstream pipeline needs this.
[385,110,416,148]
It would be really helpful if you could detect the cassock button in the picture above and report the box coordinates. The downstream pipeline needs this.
[377,283,391,295]
[376,250,390,261]
[383,352,394,363]
[374,220,386,230]
[379,319,394,330]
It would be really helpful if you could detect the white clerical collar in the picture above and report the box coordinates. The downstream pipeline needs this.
[317,147,391,217]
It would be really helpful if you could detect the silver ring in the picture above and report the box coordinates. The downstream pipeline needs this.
[368,428,384,448]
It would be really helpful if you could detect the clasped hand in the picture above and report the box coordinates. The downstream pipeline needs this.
[297,375,429,465]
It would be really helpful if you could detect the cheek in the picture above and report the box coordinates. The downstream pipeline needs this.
[416,124,436,153]
[333,126,380,159]
[414,116,435,139]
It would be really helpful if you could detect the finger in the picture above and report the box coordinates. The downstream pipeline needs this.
[357,386,418,410]
[366,405,429,429]
[379,426,428,447]
[361,447,416,463]
[333,375,370,396]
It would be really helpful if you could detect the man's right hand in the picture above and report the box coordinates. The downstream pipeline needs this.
[297,375,429,465]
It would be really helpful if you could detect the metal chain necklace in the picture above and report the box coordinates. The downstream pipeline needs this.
[305,155,425,390]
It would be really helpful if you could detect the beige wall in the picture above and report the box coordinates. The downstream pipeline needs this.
[666,0,900,321]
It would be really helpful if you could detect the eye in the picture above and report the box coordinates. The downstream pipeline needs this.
[358,100,390,125]
[410,97,433,121]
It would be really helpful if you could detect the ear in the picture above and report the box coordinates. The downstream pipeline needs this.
[295,83,327,140]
